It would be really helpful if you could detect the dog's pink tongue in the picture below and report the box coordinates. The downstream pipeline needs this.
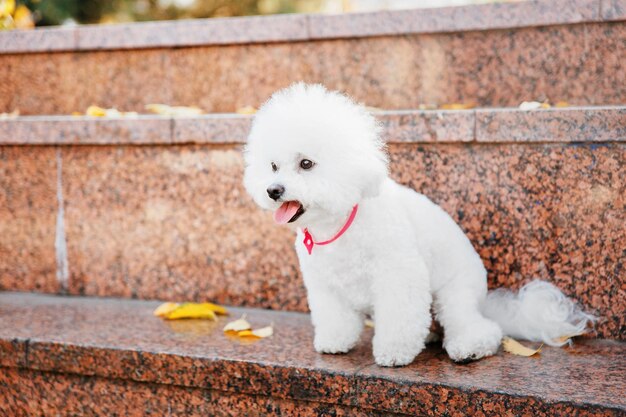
[274,201,300,224]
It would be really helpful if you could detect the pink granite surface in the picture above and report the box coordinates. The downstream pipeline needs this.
[0,147,59,294]
[51,142,626,338]
[172,115,252,144]
[2,22,625,115]
[1,107,624,145]
[308,0,601,39]
[0,27,75,53]
[0,116,172,145]
[0,0,613,53]
[1,368,395,417]
[389,143,625,339]
[0,106,623,337]
[603,0,626,19]
[60,145,306,311]
[76,14,310,50]
[476,107,626,142]
[0,292,624,415]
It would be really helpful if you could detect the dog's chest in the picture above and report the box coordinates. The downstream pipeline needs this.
[301,242,375,313]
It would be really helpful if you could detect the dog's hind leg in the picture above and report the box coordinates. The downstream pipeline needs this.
[434,278,503,363]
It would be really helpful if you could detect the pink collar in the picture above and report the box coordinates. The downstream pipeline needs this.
[302,205,359,255]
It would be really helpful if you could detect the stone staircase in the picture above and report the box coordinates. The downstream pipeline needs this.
[1,0,625,415]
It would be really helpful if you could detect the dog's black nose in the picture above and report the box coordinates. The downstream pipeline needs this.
[267,184,285,201]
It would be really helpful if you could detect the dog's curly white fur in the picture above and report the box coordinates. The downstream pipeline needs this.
[244,83,595,366]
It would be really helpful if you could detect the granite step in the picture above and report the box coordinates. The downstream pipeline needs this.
[0,292,624,416]
[1,0,625,115]
[0,106,624,340]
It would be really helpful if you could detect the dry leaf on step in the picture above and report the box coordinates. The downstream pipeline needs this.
[201,302,228,316]
[223,316,251,332]
[502,337,543,357]
[439,103,476,110]
[519,101,551,110]
[165,303,216,320]
[13,5,33,29]
[153,302,228,320]
[0,0,16,17]
[153,302,179,317]
[553,332,585,345]
[235,106,257,115]
[238,326,273,338]
[146,104,204,116]
[86,105,137,117]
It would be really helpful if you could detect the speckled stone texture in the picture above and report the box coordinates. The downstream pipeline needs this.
[1,369,397,417]
[308,0,601,38]
[2,22,625,115]
[0,147,60,294]
[173,115,253,144]
[603,0,626,19]
[0,116,172,145]
[51,142,624,339]
[61,145,306,311]
[476,107,626,142]
[1,108,623,145]
[0,26,76,53]
[389,143,625,339]
[0,0,608,53]
[0,293,624,416]
[4,49,173,116]
[0,107,623,338]
[76,14,310,50]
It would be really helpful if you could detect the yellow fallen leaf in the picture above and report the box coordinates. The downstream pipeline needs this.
[235,106,257,115]
[554,101,570,108]
[153,302,179,317]
[202,302,228,316]
[0,0,15,18]
[439,102,476,110]
[146,104,203,116]
[540,102,551,109]
[364,319,375,328]
[502,337,543,357]
[86,105,137,117]
[223,316,251,332]
[553,332,585,345]
[418,104,437,110]
[238,326,273,338]
[86,105,107,117]
[165,303,217,320]
[13,5,33,29]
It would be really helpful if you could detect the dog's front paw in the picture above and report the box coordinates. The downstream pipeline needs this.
[314,332,357,354]
[373,335,423,367]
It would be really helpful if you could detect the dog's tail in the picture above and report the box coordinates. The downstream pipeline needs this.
[481,280,596,346]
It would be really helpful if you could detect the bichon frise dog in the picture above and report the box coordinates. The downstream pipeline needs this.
[243,83,594,366]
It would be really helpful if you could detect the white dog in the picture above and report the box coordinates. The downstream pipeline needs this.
[243,83,594,366]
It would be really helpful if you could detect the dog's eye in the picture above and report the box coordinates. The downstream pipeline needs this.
[300,159,314,170]
[271,162,278,172]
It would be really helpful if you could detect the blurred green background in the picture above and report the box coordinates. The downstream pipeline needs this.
[2,0,510,28]
[12,0,329,26]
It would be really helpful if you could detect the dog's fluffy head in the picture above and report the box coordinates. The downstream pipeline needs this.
[244,83,388,227]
